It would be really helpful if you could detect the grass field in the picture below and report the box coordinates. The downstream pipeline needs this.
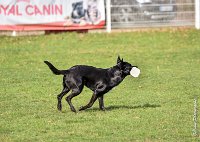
[0,29,200,142]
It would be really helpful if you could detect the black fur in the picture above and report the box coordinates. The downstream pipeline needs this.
[44,56,137,112]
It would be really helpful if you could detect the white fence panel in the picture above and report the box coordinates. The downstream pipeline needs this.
[195,0,200,29]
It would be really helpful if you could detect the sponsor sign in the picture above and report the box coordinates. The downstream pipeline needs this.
[0,0,105,30]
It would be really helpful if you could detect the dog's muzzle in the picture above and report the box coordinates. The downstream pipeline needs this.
[130,67,140,77]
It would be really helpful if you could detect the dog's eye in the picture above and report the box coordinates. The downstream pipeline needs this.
[124,66,131,70]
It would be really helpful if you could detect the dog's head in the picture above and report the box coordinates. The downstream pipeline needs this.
[116,56,138,76]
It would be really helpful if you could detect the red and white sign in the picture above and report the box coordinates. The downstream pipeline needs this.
[0,0,105,31]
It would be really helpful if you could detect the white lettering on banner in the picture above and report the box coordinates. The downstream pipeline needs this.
[0,0,105,31]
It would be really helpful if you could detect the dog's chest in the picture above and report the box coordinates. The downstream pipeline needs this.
[109,70,123,87]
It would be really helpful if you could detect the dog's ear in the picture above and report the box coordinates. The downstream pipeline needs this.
[117,56,124,69]
[117,56,122,64]
[117,56,124,64]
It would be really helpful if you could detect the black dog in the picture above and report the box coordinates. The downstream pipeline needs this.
[44,56,137,112]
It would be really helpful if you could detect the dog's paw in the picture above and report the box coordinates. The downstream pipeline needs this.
[79,106,85,111]
[57,104,62,111]
[100,107,105,111]
[70,107,77,113]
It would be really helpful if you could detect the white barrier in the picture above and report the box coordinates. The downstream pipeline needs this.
[106,0,111,33]
[195,0,200,29]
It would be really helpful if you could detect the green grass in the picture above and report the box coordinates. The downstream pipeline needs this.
[0,29,200,142]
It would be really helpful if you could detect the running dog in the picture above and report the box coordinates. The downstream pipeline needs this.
[44,56,138,112]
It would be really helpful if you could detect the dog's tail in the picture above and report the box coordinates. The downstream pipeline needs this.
[44,61,69,75]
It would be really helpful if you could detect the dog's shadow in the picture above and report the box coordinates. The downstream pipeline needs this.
[85,103,161,112]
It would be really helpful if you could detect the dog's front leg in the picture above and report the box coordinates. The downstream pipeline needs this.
[98,96,105,111]
[79,94,98,111]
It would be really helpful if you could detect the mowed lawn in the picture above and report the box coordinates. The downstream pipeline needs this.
[0,29,200,142]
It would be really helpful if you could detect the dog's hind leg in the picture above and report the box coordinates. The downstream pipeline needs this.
[66,89,81,113]
[66,82,84,112]
[98,96,105,111]
[79,93,98,111]
[57,87,70,111]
